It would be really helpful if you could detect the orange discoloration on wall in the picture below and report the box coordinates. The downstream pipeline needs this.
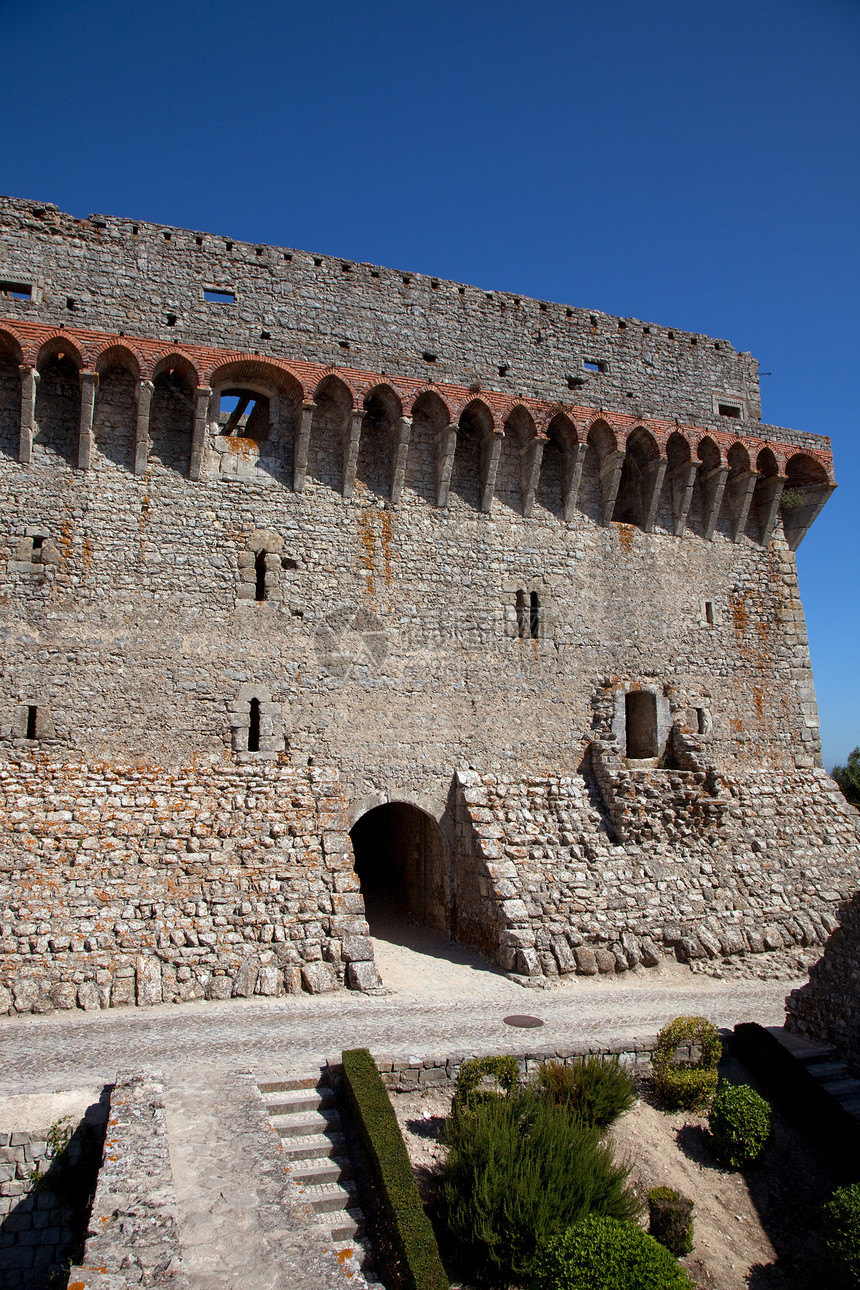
[616,523,635,553]
[357,512,376,601]
[730,592,749,640]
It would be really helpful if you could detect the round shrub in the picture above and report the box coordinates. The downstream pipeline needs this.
[438,1088,638,1285]
[647,1186,694,1256]
[537,1056,635,1129]
[453,1054,520,1110]
[820,1183,860,1287]
[532,1214,695,1290]
[708,1082,771,1168]
[652,1016,722,1110]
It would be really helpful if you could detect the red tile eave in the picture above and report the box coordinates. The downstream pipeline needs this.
[0,317,834,482]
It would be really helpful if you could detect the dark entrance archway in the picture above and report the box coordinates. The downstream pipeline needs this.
[349,802,449,935]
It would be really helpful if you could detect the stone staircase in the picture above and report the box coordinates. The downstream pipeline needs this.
[776,1030,860,1121]
[257,1072,377,1278]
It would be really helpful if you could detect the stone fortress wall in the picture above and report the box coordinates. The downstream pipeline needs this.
[0,193,854,1014]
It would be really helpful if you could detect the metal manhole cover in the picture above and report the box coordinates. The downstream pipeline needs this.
[503,1014,544,1028]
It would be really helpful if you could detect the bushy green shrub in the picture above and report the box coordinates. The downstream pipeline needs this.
[341,1048,448,1290]
[531,1214,695,1290]
[647,1186,694,1256]
[708,1082,771,1168]
[452,1054,520,1111]
[537,1056,635,1129]
[438,1087,637,1285]
[820,1183,860,1287]
[652,1016,722,1110]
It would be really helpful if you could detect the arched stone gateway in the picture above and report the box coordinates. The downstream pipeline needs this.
[349,801,449,936]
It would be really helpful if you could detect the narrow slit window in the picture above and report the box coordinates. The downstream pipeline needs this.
[530,591,540,639]
[254,550,267,602]
[26,706,37,740]
[247,699,261,752]
[705,601,714,625]
[515,590,528,639]
[31,536,44,562]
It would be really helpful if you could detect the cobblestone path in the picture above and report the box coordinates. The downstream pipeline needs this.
[0,935,799,1095]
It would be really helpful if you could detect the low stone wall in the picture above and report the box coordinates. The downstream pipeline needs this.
[453,764,860,978]
[0,1097,108,1290]
[68,1075,187,1290]
[786,881,860,1072]
[371,1036,662,1093]
[0,759,379,1015]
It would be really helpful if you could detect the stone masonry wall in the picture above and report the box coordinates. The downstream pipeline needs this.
[453,766,860,979]
[0,760,379,1015]
[0,193,846,1005]
[0,195,767,430]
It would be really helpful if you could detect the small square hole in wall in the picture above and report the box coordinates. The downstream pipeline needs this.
[66,298,76,311]
[196,236,203,246]
[618,320,627,330]
[539,302,548,312]
[567,375,585,389]
[313,257,322,267]
[423,351,437,363]
[370,269,380,278]
[458,286,466,296]
[163,231,171,241]
[284,252,292,261]
[338,340,350,350]
[166,313,177,326]
[226,241,233,251]
[498,364,509,377]
[256,247,264,256]
[260,330,271,340]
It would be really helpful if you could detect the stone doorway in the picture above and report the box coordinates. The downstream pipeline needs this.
[349,802,449,936]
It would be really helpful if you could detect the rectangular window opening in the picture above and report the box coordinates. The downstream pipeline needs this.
[0,281,31,300]
[584,360,606,374]
[26,706,37,741]
[705,601,714,625]
[204,288,235,304]
[254,550,268,602]
[718,403,741,419]
[625,691,658,759]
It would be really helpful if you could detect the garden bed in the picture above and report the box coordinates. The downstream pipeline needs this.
[388,1051,840,1289]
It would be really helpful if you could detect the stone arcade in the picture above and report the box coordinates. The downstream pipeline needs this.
[0,193,856,1015]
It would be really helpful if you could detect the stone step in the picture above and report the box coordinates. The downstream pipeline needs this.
[323,1208,366,1244]
[264,1087,337,1116]
[820,1078,860,1098]
[305,1180,360,1214]
[281,1132,347,1162]
[290,1156,353,1187]
[272,1109,343,1138]
[804,1060,850,1080]
[259,1075,327,1095]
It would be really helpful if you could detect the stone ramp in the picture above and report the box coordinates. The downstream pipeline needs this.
[70,1072,370,1290]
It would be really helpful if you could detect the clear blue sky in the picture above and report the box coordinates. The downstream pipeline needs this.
[1,0,857,769]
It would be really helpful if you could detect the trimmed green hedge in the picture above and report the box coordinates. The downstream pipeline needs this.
[341,1048,448,1290]
[532,1215,695,1289]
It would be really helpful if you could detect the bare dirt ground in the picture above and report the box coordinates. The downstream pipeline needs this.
[388,1055,838,1290]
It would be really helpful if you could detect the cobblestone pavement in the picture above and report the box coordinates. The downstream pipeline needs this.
[0,932,801,1095]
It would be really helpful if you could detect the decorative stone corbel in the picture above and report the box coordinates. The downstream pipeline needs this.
[293,401,315,493]
[598,450,625,525]
[561,442,588,522]
[190,386,212,481]
[18,365,38,465]
[389,416,412,504]
[755,473,786,547]
[669,460,698,537]
[726,468,758,543]
[342,409,364,499]
[641,456,668,533]
[134,379,154,476]
[479,430,503,514]
[435,423,457,506]
[520,436,545,519]
[700,464,728,541]
[77,370,99,471]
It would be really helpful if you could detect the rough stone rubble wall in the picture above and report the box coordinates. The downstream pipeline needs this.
[0,760,379,1016]
[453,766,860,978]
[786,865,860,1071]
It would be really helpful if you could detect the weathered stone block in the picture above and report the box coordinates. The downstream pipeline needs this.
[135,957,163,1006]
[347,960,381,990]
[574,946,598,975]
[301,962,335,993]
